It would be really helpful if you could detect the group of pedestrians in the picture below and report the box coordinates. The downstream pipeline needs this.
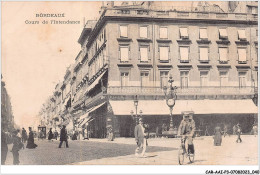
[1,127,37,165]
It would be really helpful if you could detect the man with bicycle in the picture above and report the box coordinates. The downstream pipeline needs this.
[178,112,196,155]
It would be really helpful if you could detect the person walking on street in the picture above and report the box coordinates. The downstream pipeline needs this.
[233,124,237,135]
[11,130,24,165]
[134,118,147,157]
[26,127,37,149]
[21,128,27,143]
[223,125,229,137]
[1,129,8,165]
[236,124,242,143]
[48,128,54,142]
[54,130,58,140]
[204,125,210,136]
[213,123,222,146]
[58,125,69,148]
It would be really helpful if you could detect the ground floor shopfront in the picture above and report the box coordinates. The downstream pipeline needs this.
[70,99,258,138]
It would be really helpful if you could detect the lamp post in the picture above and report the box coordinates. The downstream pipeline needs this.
[163,75,177,131]
[131,95,142,126]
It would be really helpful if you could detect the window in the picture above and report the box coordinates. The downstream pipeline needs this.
[180,27,188,39]
[121,72,129,87]
[180,47,189,62]
[159,47,169,61]
[180,71,189,88]
[200,71,208,87]
[140,26,148,38]
[219,71,228,87]
[140,47,148,62]
[219,47,228,63]
[120,25,128,38]
[160,71,169,88]
[199,28,208,40]
[238,72,247,88]
[238,29,246,40]
[199,47,209,62]
[120,46,129,62]
[141,72,149,87]
[219,29,228,40]
[159,27,168,39]
[238,48,247,63]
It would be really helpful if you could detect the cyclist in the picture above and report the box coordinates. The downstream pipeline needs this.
[178,112,196,155]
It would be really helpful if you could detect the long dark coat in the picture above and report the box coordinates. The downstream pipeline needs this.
[60,128,68,141]
[26,131,37,149]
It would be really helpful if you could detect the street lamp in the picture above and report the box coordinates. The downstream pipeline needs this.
[131,95,142,126]
[163,75,177,131]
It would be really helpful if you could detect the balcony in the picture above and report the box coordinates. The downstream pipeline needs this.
[107,86,255,96]
[104,8,257,22]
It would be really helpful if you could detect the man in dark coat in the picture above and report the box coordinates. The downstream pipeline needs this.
[58,125,69,148]
[21,128,27,143]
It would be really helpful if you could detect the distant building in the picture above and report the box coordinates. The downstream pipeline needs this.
[1,76,15,132]
[39,1,258,137]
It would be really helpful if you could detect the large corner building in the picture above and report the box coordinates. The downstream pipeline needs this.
[39,1,258,138]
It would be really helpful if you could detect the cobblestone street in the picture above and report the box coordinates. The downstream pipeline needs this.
[4,135,258,165]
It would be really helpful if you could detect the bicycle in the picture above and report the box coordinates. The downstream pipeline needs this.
[177,135,195,165]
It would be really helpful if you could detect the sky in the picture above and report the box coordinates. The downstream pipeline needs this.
[1,1,228,129]
[2,1,102,129]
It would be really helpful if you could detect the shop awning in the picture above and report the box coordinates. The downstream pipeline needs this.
[77,102,106,128]
[85,70,107,95]
[109,99,258,115]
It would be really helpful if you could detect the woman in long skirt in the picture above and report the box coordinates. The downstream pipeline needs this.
[26,127,37,149]
[213,124,222,146]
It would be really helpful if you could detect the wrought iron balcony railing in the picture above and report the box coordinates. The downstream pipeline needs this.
[107,86,255,96]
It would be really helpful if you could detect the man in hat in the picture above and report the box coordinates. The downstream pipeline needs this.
[178,113,196,155]
[134,118,147,157]
[59,125,69,148]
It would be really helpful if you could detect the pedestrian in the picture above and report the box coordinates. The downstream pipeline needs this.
[233,124,237,135]
[213,123,222,146]
[223,125,229,137]
[11,130,24,165]
[236,124,242,143]
[134,118,147,157]
[252,124,258,137]
[26,127,37,149]
[72,130,77,140]
[54,129,58,140]
[107,127,114,141]
[204,125,210,136]
[21,128,27,143]
[1,129,8,165]
[83,126,89,140]
[48,128,54,142]
[58,125,69,148]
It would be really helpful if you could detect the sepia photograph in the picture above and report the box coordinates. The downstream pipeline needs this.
[1,0,259,173]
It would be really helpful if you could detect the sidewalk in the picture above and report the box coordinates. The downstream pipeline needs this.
[71,135,258,165]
